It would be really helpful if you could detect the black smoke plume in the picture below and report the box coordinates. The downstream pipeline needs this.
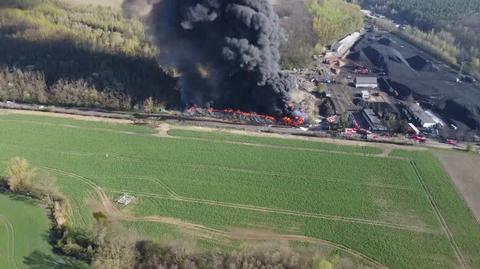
[123,0,294,116]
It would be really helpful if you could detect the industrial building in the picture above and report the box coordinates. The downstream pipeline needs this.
[355,76,378,88]
[404,103,437,128]
[327,32,362,58]
[362,109,388,132]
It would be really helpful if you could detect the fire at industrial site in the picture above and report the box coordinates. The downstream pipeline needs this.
[117,0,480,144]
[123,0,297,118]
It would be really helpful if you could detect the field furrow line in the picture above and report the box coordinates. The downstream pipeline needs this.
[1,142,98,157]
[120,176,180,198]
[166,135,385,158]
[132,214,390,269]
[121,211,390,269]
[0,216,18,269]
[0,217,13,269]
[123,146,416,191]
[111,159,415,192]
[171,196,430,232]
[410,161,469,269]
[7,221,18,269]
[112,175,427,232]
[8,141,402,191]
[40,167,99,189]
[182,163,415,191]
[25,168,394,269]
[23,141,411,193]
[40,167,102,225]
[38,167,431,233]
[0,119,149,136]
[117,189,431,233]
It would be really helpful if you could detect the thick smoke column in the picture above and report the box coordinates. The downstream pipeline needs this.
[123,0,294,116]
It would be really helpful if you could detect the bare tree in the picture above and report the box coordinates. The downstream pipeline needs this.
[5,157,34,193]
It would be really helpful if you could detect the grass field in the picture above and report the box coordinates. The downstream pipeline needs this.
[0,194,53,269]
[166,129,383,155]
[0,112,479,269]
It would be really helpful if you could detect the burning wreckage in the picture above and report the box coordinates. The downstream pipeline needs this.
[123,0,307,127]
[186,105,307,127]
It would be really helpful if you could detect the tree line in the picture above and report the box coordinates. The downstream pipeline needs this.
[357,0,480,27]
[357,0,480,77]
[307,0,364,53]
[0,0,368,100]
[277,0,364,69]
[0,0,180,112]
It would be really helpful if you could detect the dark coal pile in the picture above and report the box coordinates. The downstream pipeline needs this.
[388,80,412,99]
[388,55,402,63]
[378,77,394,94]
[352,97,363,106]
[349,33,480,131]
[346,51,361,61]
[359,45,414,75]
[439,100,479,129]
[362,46,386,70]
[407,55,439,72]
[123,0,294,116]
[319,98,335,117]
[378,37,391,46]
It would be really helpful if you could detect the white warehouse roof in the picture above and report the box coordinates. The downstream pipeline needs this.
[331,32,361,58]
[356,76,378,88]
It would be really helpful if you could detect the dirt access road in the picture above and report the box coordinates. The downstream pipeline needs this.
[434,150,480,224]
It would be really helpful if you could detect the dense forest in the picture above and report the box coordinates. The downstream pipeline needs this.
[357,0,480,77]
[357,0,480,27]
[0,0,179,111]
[278,0,364,68]
[0,0,366,109]
[276,1,317,69]
[307,0,364,53]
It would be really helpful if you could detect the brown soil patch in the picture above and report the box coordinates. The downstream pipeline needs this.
[53,201,67,227]
[155,123,170,137]
[434,150,480,224]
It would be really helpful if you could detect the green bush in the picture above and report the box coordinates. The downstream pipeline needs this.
[306,0,364,51]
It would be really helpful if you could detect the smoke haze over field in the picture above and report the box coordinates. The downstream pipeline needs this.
[123,0,294,116]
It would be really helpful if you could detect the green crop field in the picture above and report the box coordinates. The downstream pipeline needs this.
[0,112,479,269]
[0,194,55,269]
[167,129,383,154]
